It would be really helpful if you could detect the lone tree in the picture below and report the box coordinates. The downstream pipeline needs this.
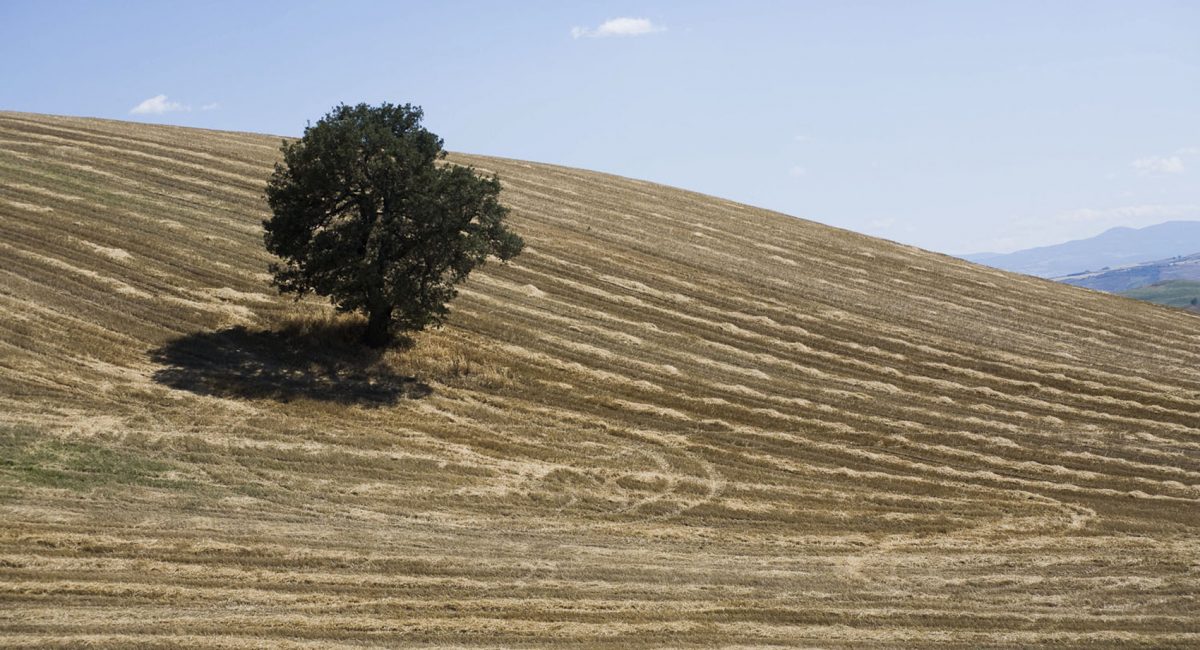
[264,103,523,347]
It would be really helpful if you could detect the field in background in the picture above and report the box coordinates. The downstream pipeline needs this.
[1122,280,1200,313]
[1,112,1199,648]
[1059,251,1200,294]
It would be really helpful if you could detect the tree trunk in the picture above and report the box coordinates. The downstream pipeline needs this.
[363,306,393,348]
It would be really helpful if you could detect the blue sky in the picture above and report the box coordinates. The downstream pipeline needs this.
[1,1,1197,254]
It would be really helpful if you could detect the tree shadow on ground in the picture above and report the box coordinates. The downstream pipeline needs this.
[149,319,431,407]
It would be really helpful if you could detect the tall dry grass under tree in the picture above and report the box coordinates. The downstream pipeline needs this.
[264,102,523,347]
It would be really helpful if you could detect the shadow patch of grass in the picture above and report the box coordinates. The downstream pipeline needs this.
[0,425,188,492]
[148,317,432,406]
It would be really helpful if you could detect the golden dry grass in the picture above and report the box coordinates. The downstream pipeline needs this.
[1,111,1199,648]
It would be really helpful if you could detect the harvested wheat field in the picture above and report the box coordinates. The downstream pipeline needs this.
[1,111,1199,648]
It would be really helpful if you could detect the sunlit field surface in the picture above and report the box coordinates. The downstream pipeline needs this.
[1,112,1198,648]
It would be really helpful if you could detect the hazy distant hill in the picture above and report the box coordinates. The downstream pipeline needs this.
[1057,251,1200,292]
[963,221,1200,278]
[3,112,1200,647]
[1120,280,1200,313]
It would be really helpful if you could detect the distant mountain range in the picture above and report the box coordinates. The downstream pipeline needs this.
[963,221,1200,278]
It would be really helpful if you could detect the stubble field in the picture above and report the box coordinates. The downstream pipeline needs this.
[1,112,1198,647]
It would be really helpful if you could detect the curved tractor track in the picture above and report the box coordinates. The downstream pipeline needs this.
[1,112,1198,647]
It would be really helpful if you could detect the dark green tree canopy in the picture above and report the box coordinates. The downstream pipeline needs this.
[264,103,523,347]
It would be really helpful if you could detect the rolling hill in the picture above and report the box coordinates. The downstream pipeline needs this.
[2,112,1199,648]
[964,220,1200,278]
[1120,280,1200,313]
[1057,252,1200,293]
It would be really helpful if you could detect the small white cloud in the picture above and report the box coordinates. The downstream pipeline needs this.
[793,134,811,143]
[1176,146,1199,155]
[200,102,220,111]
[572,17,665,39]
[788,165,807,178]
[1132,155,1184,175]
[130,94,189,115]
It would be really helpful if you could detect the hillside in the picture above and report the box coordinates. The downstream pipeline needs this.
[2,112,1199,648]
[964,220,1200,278]
[1121,280,1200,313]
[1057,252,1200,293]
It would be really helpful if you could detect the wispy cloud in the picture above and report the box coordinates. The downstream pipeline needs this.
[1055,203,1200,224]
[1132,155,1184,175]
[200,102,220,111]
[571,17,665,39]
[788,165,807,178]
[130,94,189,115]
